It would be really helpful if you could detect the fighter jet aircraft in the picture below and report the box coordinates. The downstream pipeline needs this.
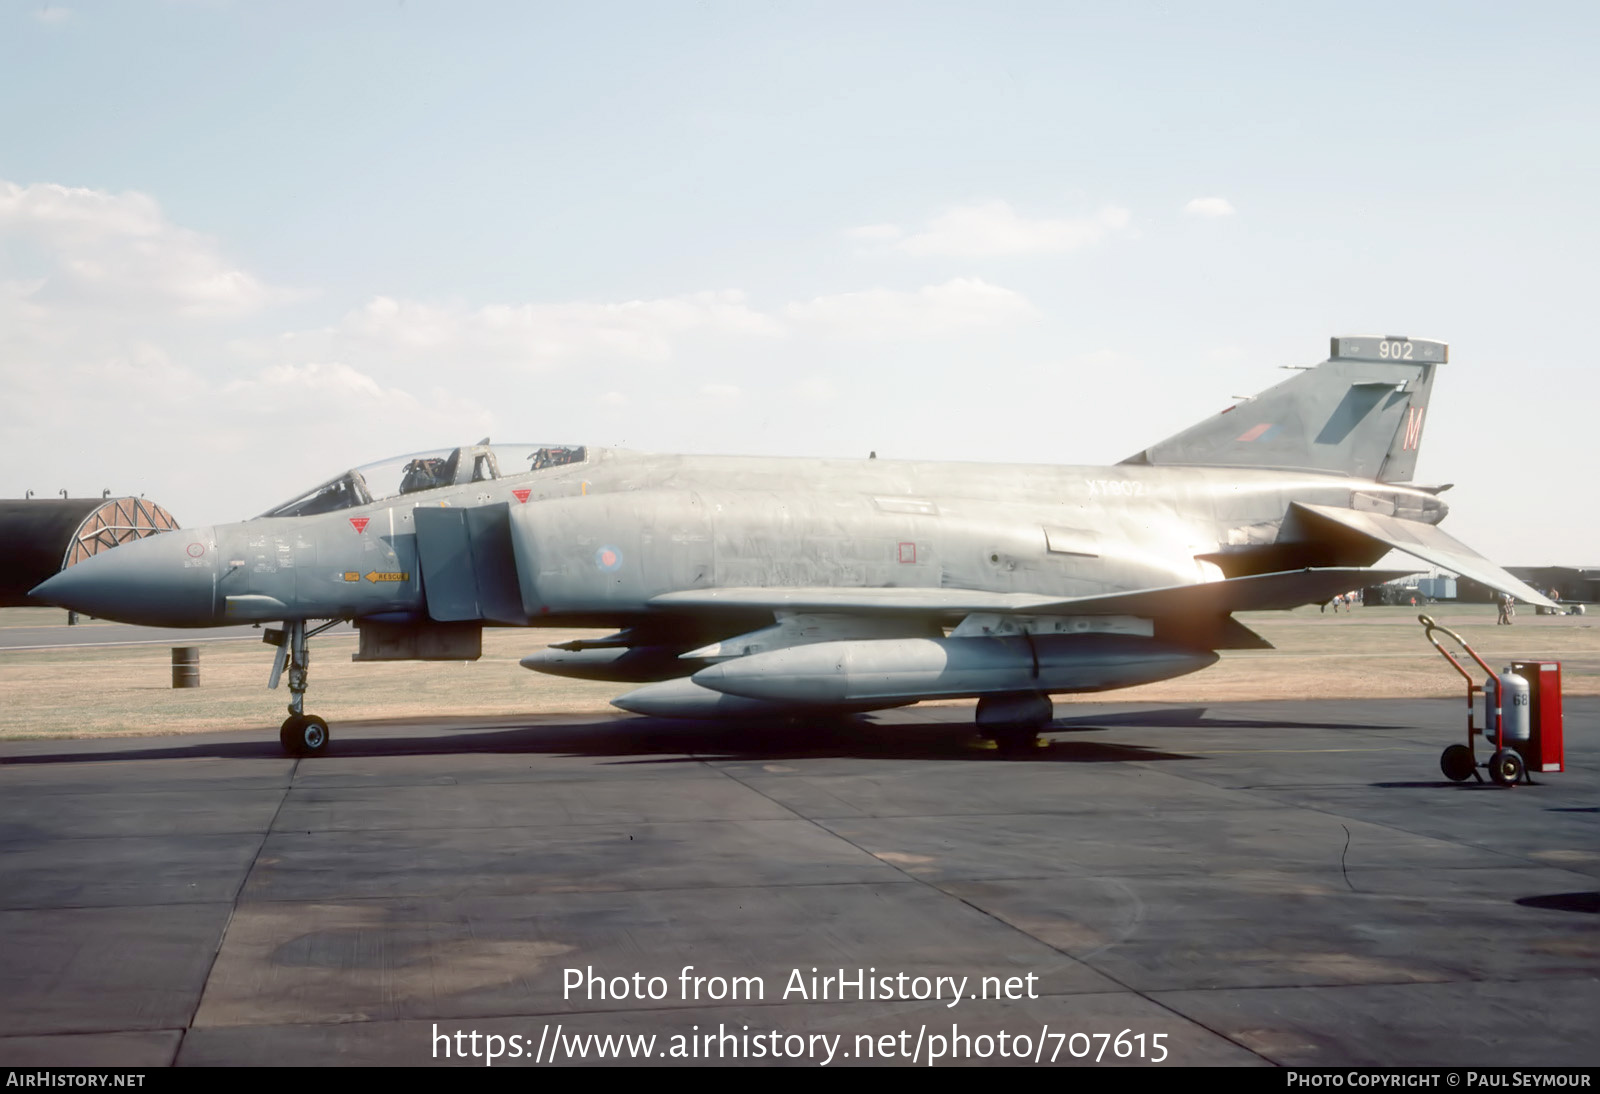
[29,334,1556,755]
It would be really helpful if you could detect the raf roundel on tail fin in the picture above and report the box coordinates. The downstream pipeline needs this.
[1120,335,1447,482]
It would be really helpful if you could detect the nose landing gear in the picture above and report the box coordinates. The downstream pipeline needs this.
[266,619,343,756]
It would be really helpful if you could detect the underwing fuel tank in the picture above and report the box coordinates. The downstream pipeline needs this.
[610,675,917,719]
[691,634,1218,705]
[519,645,700,683]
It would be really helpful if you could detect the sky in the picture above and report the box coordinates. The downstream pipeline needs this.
[2,1,1596,564]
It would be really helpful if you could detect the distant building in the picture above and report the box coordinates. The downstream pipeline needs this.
[1417,576,1457,600]
[1458,567,1599,605]
[0,496,180,607]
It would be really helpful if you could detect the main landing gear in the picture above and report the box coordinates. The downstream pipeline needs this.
[976,692,1054,755]
[266,619,343,757]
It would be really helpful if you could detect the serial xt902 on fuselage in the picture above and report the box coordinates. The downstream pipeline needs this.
[30,335,1556,756]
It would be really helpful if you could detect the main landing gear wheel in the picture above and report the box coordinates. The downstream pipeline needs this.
[975,693,1052,755]
[279,714,330,757]
[1488,747,1524,787]
[989,727,1041,755]
[1439,744,1476,783]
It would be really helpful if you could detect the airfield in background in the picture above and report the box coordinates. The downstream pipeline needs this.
[1,602,1594,740]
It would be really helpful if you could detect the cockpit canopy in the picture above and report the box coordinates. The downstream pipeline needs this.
[259,442,586,519]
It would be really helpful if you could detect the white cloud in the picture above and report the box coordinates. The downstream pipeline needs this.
[785,278,1035,339]
[875,201,1132,258]
[216,361,493,446]
[1184,196,1236,218]
[0,178,1069,523]
[322,289,782,369]
[33,6,74,24]
[223,361,410,409]
[0,344,496,517]
[0,180,279,317]
[844,223,903,242]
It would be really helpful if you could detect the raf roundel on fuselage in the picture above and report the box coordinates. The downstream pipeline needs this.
[257,442,586,519]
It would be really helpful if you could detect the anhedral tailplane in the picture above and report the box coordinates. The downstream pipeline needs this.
[1121,335,1445,482]
[1289,503,1557,609]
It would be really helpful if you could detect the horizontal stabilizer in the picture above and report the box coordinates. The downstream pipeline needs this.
[1291,503,1557,609]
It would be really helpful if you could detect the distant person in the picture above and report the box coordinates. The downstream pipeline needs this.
[1497,593,1515,625]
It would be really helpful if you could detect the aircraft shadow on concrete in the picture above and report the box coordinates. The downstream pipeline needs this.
[1370,780,1527,791]
[0,705,1414,768]
[1515,892,1600,915]
[0,711,1219,767]
[1052,707,1404,732]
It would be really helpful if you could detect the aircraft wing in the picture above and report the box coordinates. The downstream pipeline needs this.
[648,586,1067,614]
[648,566,1416,620]
[624,567,1419,715]
[1032,567,1418,615]
[1290,503,1558,609]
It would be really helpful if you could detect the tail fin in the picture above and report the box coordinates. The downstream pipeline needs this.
[1120,336,1446,481]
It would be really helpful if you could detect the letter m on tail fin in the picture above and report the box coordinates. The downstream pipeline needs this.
[1120,336,1446,482]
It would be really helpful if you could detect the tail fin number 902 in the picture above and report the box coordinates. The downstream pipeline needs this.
[1379,340,1414,360]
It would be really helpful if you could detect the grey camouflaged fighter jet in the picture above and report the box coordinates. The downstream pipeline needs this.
[30,335,1557,756]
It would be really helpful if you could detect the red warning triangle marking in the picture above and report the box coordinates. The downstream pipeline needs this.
[349,517,370,534]
[512,488,531,504]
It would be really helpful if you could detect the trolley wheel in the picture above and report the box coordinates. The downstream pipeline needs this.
[1488,747,1524,787]
[1440,744,1475,783]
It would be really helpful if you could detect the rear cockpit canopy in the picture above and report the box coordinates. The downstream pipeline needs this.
[258,442,586,519]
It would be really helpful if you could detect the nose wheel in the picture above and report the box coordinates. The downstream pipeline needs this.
[266,618,342,756]
[280,713,330,756]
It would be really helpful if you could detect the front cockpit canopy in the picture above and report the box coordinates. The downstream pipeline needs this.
[259,442,586,519]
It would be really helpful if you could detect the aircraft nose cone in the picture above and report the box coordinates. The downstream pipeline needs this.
[28,528,222,626]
